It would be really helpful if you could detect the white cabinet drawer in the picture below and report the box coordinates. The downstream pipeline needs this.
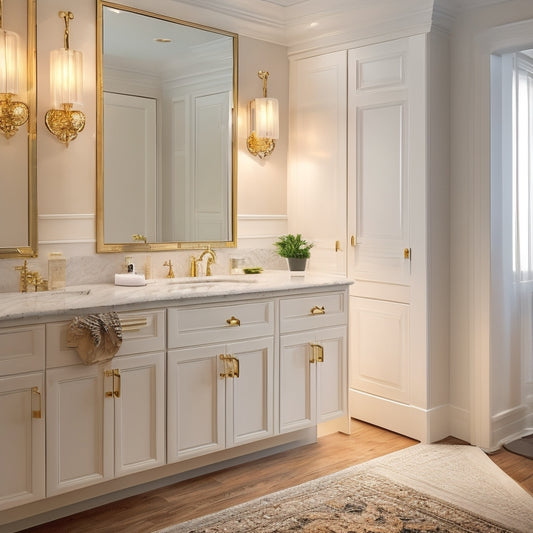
[0,324,45,375]
[168,300,274,348]
[280,291,347,333]
[46,309,165,367]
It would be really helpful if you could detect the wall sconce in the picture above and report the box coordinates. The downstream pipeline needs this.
[247,70,279,159]
[45,11,85,147]
[0,0,29,139]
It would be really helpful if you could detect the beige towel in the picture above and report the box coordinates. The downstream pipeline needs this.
[67,312,123,365]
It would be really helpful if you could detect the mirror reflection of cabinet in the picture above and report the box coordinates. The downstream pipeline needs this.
[96,2,237,252]
[0,0,37,258]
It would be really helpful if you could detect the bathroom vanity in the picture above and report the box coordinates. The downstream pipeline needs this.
[0,272,349,530]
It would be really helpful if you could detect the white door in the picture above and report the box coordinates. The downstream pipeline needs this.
[167,345,225,463]
[289,51,347,275]
[0,373,45,510]
[46,364,114,496]
[113,352,165,477]
[103,92,157,243]
[225,338,274,447]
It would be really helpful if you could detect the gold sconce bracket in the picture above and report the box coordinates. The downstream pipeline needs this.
[45,103,85,147]
[247,132,276,159]
[0,94,29,139]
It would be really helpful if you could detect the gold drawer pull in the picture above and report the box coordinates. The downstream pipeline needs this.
[310,306,325,315]
[226,316,241,327]
[220,354,240,378]
[113,369,121,398]
[31,386,42,418]
[121,317,148,332]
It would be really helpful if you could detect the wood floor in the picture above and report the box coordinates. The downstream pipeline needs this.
[23,419,533,533]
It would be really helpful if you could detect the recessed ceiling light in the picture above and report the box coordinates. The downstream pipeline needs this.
[154,38,172,43]
[309,22,319,28]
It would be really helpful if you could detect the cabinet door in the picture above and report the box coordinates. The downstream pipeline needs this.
[46,364,114,496]
[114,352,165,477]
[279,331,317,433]
[225,338,274,447]
[315,326,348,424]
[0,373,45,510]
[167,345,225,463]
[289,50,347,275]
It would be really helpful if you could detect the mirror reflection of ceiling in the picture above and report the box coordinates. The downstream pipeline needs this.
[104,8,232,80]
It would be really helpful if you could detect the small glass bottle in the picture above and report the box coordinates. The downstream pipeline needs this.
[48,252,66,290]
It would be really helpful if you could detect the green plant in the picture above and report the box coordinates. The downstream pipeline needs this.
[274,234,313,259]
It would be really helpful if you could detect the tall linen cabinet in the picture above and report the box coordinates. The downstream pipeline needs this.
[288,30,450,442]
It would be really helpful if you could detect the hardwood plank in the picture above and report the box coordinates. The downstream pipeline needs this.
[21,420,532,533]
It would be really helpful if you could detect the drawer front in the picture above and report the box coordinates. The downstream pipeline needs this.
[168,300,274,348]
[0,324,45,375]
[280,291,347,333]
[46,309,165,367]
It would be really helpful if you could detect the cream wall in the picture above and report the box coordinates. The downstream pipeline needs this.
[0,0,289,291]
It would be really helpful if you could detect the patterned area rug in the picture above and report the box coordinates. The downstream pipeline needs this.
[156,444,533,533]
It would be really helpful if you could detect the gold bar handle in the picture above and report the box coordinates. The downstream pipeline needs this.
[310,306,325,315]
[31,386,42,418]
[226,316,241,327]
[104,369,114,397]
[230,356,239,378]
[220,353,228,378]
[351,235,356,247]
[309,344,316,364]
[335,240,342,252]
[121,317,148,332]
[310,343,324,363]
[113,369,121,398]
[404,248,411,260]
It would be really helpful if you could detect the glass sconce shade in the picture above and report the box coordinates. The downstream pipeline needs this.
[250,97,279,139]
[50,47,83,107]
[0,28,19,94]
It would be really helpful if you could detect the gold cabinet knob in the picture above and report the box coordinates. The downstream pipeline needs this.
[310,306,325,315]
[226,316,241,326]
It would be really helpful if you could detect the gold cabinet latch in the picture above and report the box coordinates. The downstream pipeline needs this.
[404,248,411,260]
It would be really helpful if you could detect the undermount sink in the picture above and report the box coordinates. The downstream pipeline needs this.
[163,276,258,291]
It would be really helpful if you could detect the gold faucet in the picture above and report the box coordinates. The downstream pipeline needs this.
[163,260,175,278]
[190,246,217,277]
[15,260,48,292]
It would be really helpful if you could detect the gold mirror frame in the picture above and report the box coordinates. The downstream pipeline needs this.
[96,1,238,253]
[0,0,37,258]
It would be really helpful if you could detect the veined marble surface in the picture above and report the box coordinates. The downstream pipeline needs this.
[0,271,351,322]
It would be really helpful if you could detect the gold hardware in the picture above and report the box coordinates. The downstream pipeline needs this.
[121,317,148,332]
[164,260,175,278]
[15,260,47,293]
[226,316,241,327]
[404,248,411,260]
[311,343,324,363]
[45,11,85,146]
[31,387,42,418]
[219,354,240,378]
[309,344,316,364]
[190,247,217,277]
[247,70,279,159]
[132,234,147,244]
[104,369,114,397]
[0,94,29,139]
[335,240,342,252]
[310,306,325,315]
[351,235,356,247]
[113,369,121,398]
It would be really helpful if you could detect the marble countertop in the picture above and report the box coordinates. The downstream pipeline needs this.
[0,271,351,322]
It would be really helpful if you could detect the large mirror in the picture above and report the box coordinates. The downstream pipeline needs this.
[96,1,238,252]
[0,0,37,258]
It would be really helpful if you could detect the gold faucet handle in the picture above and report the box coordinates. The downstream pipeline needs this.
[163,260,175,278]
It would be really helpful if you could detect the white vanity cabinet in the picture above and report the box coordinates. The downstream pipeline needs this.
[0,325,45,511]
[279,293,348,433]
[167,300,275,463]
[45,310,166,496]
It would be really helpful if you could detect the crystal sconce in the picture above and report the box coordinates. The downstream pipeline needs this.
[45,11,85,147]
[0,0,29,139]
[247,70,279,159]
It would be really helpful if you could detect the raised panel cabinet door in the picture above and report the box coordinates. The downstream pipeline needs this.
[225,338,275,447]
[289,50,347,276]
[113,352,166,477]
[167,345,225,463]
[315,326,348,424]
[349,296,410,404]
[279,331,317,433]
[348,37,413,288]
[0,372,45,510]
[46,364,114,496]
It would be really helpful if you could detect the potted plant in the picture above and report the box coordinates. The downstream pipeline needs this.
[274,233,313,272]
